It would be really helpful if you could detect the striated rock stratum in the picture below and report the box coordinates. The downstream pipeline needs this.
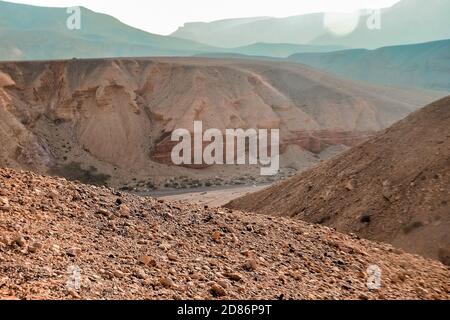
[0,58,444,187]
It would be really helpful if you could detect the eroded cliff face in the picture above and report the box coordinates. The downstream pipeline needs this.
[0,58,444,187]
[0,70,53,172]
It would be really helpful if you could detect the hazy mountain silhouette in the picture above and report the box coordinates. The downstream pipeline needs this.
[172,14,327,48]
[289,39,450,92]
[172,0,450,49]
[195,43,347,59]
[0,0,216,60]
[3,0,449,61]
[310,0,450,49]
[227,43,346,58]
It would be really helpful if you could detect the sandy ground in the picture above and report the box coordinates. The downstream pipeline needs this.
[142,184,271,207]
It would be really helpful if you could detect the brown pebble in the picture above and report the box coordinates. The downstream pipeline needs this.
[14,236,26,247]
[211,283,227,297]
[160,276,174,288]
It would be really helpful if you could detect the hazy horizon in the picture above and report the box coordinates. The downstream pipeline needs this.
[3,0,400,35]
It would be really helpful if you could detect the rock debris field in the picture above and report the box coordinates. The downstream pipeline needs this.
[0,168,449,300]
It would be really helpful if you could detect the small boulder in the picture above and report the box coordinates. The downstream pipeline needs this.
[243,259,258,271]
[138,255,157,267]
[0,197,11,212]
[28,242,43,253]
[211,283,227,297]
[160,276,174,288]
[14,235,26,247]
[113,269,125,278]
[212,231,222,242]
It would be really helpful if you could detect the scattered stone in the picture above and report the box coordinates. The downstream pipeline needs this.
[66,248,81,257]
[134,268,147,280]
[0,197,10,212]
[243,259,258,271]
[359,293,369,300]
[217,279,228,289]
[169,268,177,276]
[241,250,251,257]
[189,272,201,280]
[97,208,109,216]
[48,189,60,200]
[138,255,157,267]
[119,204,131,217]
[345,180,355,191]
[67,288,81,299]
[211,283,227,297]
[28,241,43,253]
[160,276,174,288]
[167,253,178,261]
[382,180,394,201]
[113,269,125,278]
[224,272,243,282]
[212,231,222,242]
[14,236,26,247]
[290,272,302,281]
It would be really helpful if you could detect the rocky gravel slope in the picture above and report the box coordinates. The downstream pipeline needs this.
[226,96,450,265]
[0,168,449,300]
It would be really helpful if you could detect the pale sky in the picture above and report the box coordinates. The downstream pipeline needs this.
[7,0,401,35]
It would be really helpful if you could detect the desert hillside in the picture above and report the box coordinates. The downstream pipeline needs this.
[227,96,450,265]
[0,57,444,190]
[0,167,449,299]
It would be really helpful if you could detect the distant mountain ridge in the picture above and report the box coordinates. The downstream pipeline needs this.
[0,0,216,60]
[172,13,327,48]
[2,0,450,61]
[200,40,450,92]
[172,0,450,49]
[310,0,450,49]
[195,43,347,59]
[227,43,347,58]
[288,39,450,92]
[0,1,353,61]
